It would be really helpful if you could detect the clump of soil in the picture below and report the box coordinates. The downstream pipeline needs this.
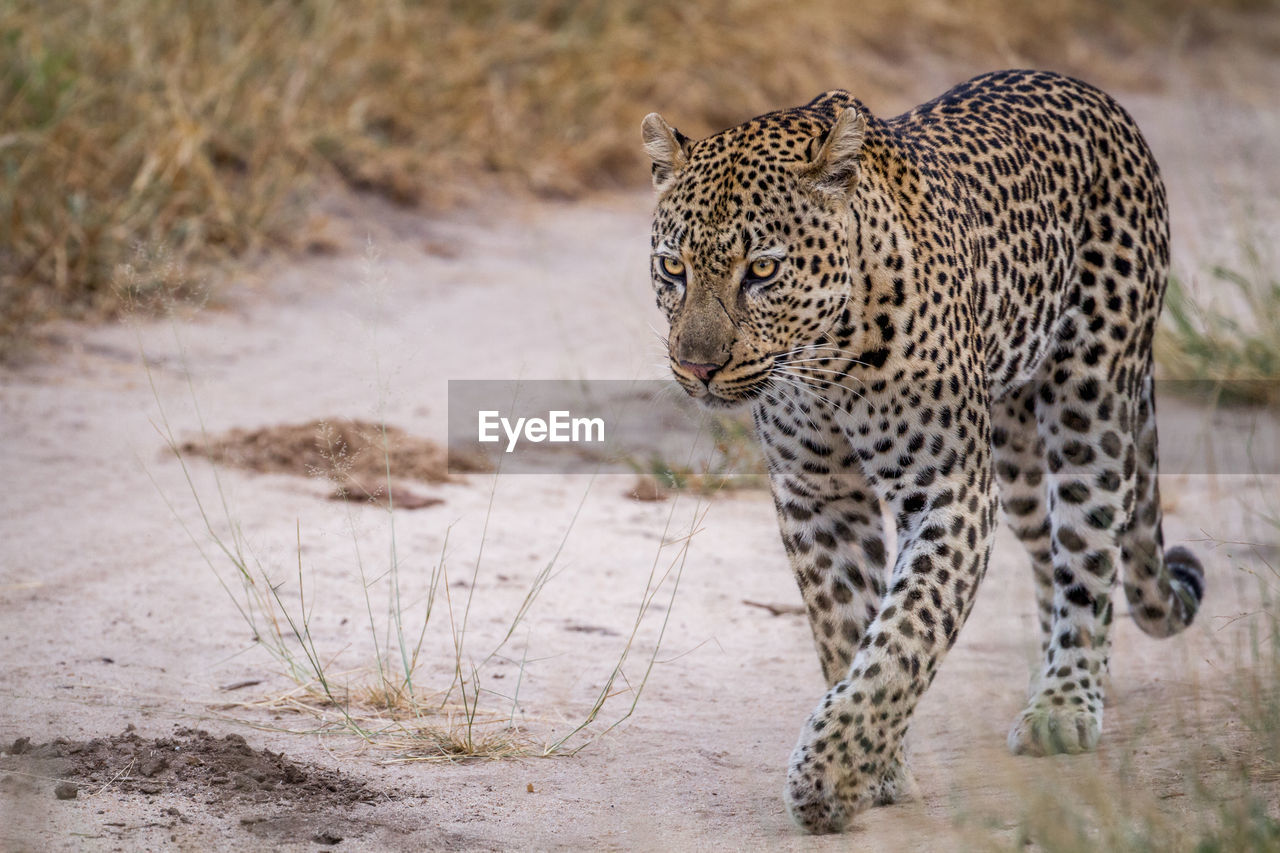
[625,474,668,502]
[177,419,491,500]
[2,727,384,810]
[328,478,445,510]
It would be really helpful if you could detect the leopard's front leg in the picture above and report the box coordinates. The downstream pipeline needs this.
[782,432,998,833]
[758,399,920,811]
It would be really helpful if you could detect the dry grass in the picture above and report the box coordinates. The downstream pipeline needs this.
[143,322,704,758]
[3,0,1276,353]
[217,678,545,761]
[1012,521,1280,851]
[160,417,702,759]
[627,412,767,496]
[1155,247,1280,405]
[952,587,1280,851]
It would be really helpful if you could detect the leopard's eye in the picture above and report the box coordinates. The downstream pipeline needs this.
[659,256,686,278]
[747,257,780,282]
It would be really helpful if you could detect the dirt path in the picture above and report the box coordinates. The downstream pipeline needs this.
[2,90,1278,851]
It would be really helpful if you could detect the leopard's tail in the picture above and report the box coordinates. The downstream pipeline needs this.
[1119,374,1205,638]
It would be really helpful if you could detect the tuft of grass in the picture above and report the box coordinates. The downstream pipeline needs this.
[1156,246,1280,405]
[628,412,767,496]
[4,0,1276,352]
[134,252,705,758]
[151,372,701,758]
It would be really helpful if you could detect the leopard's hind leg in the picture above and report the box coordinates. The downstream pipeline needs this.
[1003,355,1127,756]
[1004,358,1205,756]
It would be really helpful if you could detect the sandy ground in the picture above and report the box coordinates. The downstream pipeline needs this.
[2,86,1279,851]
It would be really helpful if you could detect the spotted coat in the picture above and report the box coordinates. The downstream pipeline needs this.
[642,69,1205,834]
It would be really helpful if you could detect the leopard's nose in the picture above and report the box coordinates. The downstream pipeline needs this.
[679,360,722,382]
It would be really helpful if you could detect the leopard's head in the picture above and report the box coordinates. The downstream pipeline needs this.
[643,93,867,409]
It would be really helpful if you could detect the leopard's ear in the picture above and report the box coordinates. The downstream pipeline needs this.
[642,112,691,193]
[801,106,866,195]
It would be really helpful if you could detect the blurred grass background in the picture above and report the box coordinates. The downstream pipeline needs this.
[2,0,1278,355]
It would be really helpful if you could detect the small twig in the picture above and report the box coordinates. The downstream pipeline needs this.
[742,599,805,617]
[219,679,264,692]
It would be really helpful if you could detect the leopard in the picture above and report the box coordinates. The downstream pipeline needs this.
[640,69,1205,834]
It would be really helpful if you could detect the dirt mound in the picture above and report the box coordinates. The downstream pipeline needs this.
[3,727,382,808]
[178,419,492,505]
[3,727,395,845]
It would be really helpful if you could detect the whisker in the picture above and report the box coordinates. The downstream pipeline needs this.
[776,381,842,430]
[775,353,869,365]
[773,364,860,381]
[765,377,828,432]
[775,368,868,413]
[773,338,855,350]
[762,343,875,373]
[775,352,873,370]
[775,342,858,356]
[785,363,871,377]
[776,364,855,390]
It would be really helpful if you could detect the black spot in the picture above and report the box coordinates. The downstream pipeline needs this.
[859,348,891,369]
[1057,527,1087,552]
[1095,470,1121,492]
[1058,481,1090,504]
[1004,496,1039,516]
[1064,585,1094,607]
[874,313,896,342]
[1086,505,1116,529]
[1061,409,1091,433]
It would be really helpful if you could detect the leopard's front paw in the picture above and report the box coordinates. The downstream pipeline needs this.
[784,730,884,834]
[785,748,917,829]
[1007,701,1102,756]
[784,683,919,832]
[784,743,859,834]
